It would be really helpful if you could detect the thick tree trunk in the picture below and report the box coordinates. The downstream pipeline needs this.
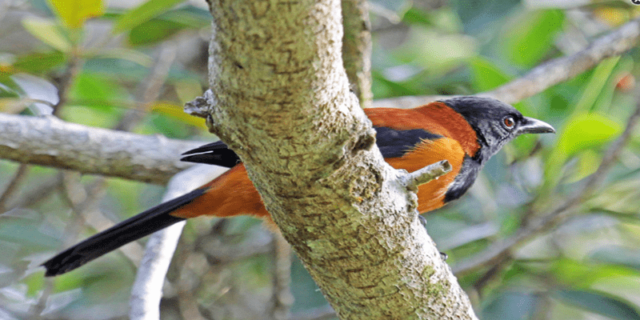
[202,0,477,318]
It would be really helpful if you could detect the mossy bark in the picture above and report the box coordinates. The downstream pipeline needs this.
[204,0,477,318]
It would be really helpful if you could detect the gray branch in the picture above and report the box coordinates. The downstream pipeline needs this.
[129,164,228,320]
[342,0,373,108]
[0,113,201,184]
[374,17,640,109]
[401,160,452,192]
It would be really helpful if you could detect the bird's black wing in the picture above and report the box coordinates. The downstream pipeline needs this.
[374,126,442,158]
[181,141,240,168]
[183,127,441,167]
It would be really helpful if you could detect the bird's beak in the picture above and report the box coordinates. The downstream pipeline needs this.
[517,117,555,135]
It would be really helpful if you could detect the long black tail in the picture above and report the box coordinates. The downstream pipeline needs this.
[42,188,206,277]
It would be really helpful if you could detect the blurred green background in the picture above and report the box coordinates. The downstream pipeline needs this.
[1,0,640,319]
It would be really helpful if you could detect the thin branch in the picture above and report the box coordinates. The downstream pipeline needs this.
[342,0,373,109]
[401,160,451,192]
[452,98,640,276]
[0,164,29,213]
[3,175,61,211]
[374,17,640,109]
[0,113,201,184]
[116,43,177,131]
[270,233,294,320]
[485,18,640,104]
[52,51,83,116]
[129,164,228,320]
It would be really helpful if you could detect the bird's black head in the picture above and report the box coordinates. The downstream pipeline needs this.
[441,96,555,164]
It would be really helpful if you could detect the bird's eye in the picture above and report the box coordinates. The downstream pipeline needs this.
[503,117,515,129]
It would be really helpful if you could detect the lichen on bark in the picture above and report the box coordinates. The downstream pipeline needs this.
[202,0,477,318]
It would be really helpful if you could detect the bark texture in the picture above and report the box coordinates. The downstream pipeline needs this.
[341,0,373,109]
[203,0,476,318]
[0,113,201,184]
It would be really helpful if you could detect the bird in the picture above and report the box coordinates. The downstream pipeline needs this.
[42,96,555,276]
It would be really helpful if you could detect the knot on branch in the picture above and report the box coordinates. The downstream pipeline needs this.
[184,89,216,119]
[351,128,376,154]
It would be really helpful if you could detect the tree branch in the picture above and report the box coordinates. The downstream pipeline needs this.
[374,17,640,109]
[341,0,373,109]
[0,164,29,212]
[452,98,640,276]
[203,0,476,318]
[129,164,227,320]
[485,18,640,104]
[401,160,451,192]
[0,113,201,184]
[271,233,294,320]
[115,43,177,131]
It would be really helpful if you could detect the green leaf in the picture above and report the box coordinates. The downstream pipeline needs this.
[68,73,128,109]
[93,48,153,67]
[110,6,210,46]
[566,150,601,183]
[469,57,512,92]
[573,57,620,114]
[551,259,637,288]
[113,0,186,34]
[24,271,45,297]
[47,0,104,29]
[21,18,72,52]
[553,290,640,320]
[503,10,564,67]
[482,291,538,320]
[589,246,640,271]
[544,113,620,188]
[589,180,640,215]
[398,28,477,75]
[128,18,185,46]
[12,51,67,73]
[371,70,418,97]
[557,113,622,156]
[401,7,433,26]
